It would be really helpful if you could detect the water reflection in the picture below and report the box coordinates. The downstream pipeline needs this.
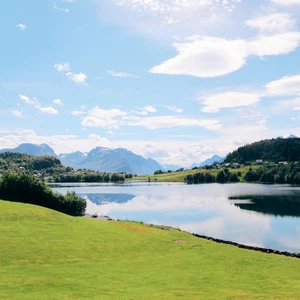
[52,182,300,252]
[229,195,300,217]
[77,193,135,205]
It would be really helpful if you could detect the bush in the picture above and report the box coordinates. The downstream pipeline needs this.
[0,172,86,216]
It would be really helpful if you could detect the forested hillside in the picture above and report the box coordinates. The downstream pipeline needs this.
[0,152,127,183]
[225,138,300,163]
[0,152,64,173]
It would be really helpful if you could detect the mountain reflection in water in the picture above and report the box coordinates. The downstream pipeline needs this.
[76,193,135,205]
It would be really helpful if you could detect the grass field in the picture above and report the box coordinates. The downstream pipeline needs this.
[133,165,263,182]
[1,200,300,299]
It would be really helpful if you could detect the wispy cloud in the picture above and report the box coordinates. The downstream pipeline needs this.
[11,110,22,117]
[107,70,137,78]
[19,94,58,115]
[53,5,70,13]
[66,72,88,85]
[164,105,183,113]
[245,13,296,33]
[53,99,64,106]
[16,23,26,31]
[54,62,71,72]
[133,105,157,115]
[270,0,300,6]
[54,62,88,85]
[127,115,222,131]
[71,110,86,116]
[81,107,127,129]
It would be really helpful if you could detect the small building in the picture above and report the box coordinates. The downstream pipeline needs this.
[278,161,288,165]
[225,163,231,167]
[232,163,240,169]
[256,159,263,164]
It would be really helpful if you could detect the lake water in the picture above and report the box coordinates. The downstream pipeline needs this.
[51,182,300,252]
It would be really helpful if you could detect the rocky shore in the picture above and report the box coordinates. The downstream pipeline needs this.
[192,233,300,259]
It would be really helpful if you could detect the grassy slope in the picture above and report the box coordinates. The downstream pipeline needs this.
[133,165,263,182]
[0,200,300,300]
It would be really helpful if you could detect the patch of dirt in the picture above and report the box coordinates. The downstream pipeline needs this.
[191,245,202,249]
[173,239,187,244]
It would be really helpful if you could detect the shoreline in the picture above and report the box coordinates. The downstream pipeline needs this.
[83,214,300,259]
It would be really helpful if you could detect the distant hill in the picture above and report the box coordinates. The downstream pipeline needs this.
[0,152,63,173]
[59,147,161,175]
[225,137,300,163]
[0,143,56,157]
[190,155,224,169]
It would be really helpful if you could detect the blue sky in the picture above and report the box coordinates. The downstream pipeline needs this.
[1,0,300,166]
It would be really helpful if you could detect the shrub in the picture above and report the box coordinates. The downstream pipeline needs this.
[0,172,86,216]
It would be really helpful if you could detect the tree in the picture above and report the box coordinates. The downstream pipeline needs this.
[0,172,86,216]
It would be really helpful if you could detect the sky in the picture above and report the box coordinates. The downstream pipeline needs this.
[1,0,300,167]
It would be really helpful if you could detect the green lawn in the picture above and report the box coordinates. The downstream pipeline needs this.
[133,165,263,182]
[0,200,299,299]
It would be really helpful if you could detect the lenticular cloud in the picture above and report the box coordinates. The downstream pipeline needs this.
[114,0,240,14]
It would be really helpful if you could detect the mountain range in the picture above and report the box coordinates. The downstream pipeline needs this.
[0,143,56,157]
[0,143,228,174]
[0,143,162,175]
[189,155,225,169]
[59,147,162,175]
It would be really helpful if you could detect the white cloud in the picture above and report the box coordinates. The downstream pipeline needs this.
[54,5,70,13]
[19,94,36,105]
[248,32,300,57]
[54,62,71,72]
[150,31,300,78]
[19,94,59,115]
[11,110,22,117]
[17,23,26,31]
[164,105,183,113]
[39,107,58,115]
[53,99,63,106]
[107,70,136,78]
[54,62,88,85]
[113,0,241,26]
[265,74,300,96]
[66,72,88,85]
[71,110,86,116]
[142,106,156,113]
[132,106,157,115]
[150,37,248,78]
[199,92,261,113]
[270,0,300,6]
[81,107,127,129]
[128,115,222,131]
[273,97,300,111]
[245,13,296,33]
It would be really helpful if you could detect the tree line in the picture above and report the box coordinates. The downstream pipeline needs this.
[243,163,300,184]
[185,169,240,184]
[0,172,86,216]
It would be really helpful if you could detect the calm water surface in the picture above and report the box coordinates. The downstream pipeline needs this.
[51,182,300,252]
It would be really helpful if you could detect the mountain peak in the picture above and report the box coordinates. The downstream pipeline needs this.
[0,143,56,157]
[190,154,224,169]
